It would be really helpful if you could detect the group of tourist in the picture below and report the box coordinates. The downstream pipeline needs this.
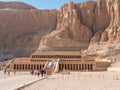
[30,69,46,77]
[3,69,46,77]
[4,69,11,76]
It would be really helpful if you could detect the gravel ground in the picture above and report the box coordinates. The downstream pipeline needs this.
[0,71,43,90]
[22,71,120,90]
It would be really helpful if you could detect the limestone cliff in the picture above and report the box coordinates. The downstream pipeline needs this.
[0,0,120,62]
[90,0,120,44]
[84,0,120,64]
[39,1,110,51]
[39,2,92,51]
[0,2,57,60]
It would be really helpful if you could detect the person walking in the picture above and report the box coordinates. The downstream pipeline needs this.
[41,69,44,77]
[37,70,40,77]
[4,69,6,74]
[8,70,10,76]
[14,70,16,75]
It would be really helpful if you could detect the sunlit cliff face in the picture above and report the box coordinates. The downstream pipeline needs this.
[0,0,120,60]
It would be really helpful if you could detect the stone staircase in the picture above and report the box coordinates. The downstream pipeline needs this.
[43,58,60,73]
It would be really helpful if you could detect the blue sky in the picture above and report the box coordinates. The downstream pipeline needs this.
[0,0,85,9]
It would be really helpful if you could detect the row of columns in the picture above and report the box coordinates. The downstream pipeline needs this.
[32,55,81,59]
[14,64,44,70]
[59,64,93,71]
[13,63,94,71]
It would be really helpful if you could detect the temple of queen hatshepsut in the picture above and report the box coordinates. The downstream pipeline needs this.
[9,50,111,72]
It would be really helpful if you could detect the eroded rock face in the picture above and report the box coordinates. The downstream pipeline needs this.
[39,1,111,51]
[100,31,108,42]
[107,0,120,42]
[85,0,120,63]
[0,3,57,59]
[90,0,120,44]
[39,2,92,50]
[1,0,120,60]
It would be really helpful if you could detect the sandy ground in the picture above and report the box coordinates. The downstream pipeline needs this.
[0,71,43,90]
[0,71,120,90]
[22,71,120,90]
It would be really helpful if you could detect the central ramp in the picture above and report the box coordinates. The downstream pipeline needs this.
[43,58,60,73]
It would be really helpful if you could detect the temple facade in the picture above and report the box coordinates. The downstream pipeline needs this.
[9,51,111,72]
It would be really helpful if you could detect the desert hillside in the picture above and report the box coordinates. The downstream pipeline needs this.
[0,1,36,10]
[0,2,57,60]
[0,0,119,63]
[38,0,110,51]
[82,0,120,70]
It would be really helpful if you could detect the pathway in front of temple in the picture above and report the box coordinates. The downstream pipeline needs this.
[0,71,43,90]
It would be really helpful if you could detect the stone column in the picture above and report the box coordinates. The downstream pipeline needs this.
[86,64,88,70]
[26,64,27,70]
[31,64,33,70]
[90,64,92,70]
[63,64,65,70]
[67,64,68,70]
[77,64,78,71]
[21,65,23,70]
[91,64,93,70]
[34,65,36,70]
[81,64,83,71]
[79,64,81,70]
[20,64,21,70]
[38,64,39,70]
[74,64,76,70]
[27,64,29,70]
[73,64,75,70]
[65,64,67,70]
[69,64,71,70]
[17,64,19,70]
[71,64,73,70]
[23,64,25,70]
[88,64,90,71]
[78,64,79,70]
[83,64,84,71]
[59,64,61,70]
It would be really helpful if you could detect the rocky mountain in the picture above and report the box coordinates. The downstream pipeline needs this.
[38,1,110,51]
[0,2,57,60]
[0,0,120,63]
[38,0,110,51]
[84,0,120,54]
[83,0,120,70]
[0,1,36,10]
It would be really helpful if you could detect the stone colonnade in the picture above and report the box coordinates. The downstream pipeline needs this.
[11,51,95,71]
[13,63,94,71]
[59,64,93,71]
[13,64,44,71]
